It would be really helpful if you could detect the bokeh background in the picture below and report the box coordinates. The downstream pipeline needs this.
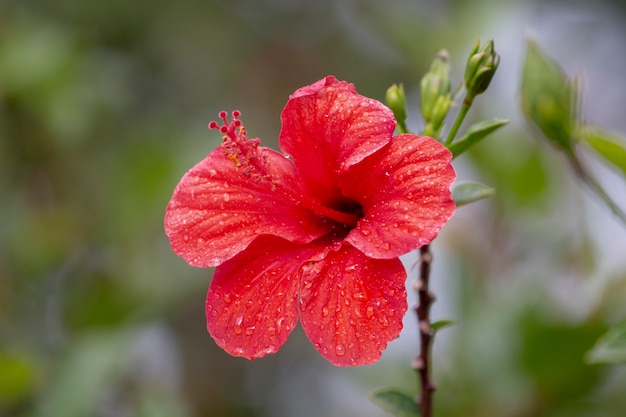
[2,0,626,416]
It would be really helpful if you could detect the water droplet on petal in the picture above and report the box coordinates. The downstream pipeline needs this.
[322,306,329,317]
[276,317,286,332]
[245,326,255,335]
[366,306,375,318]
[223,193,230,202]
[335,344,345,356]
[354,292,367,301]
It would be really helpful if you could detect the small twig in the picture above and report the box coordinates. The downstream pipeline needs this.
[413,244,436,417]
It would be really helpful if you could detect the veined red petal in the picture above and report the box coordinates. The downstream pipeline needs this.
[342,134,456,259]
[206,235,333,360]
[299,244,407,366]
[278,76,396,206]
[165,146,330,267]
[289,76,330,99]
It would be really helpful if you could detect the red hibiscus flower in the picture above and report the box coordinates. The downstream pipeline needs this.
[165,76,455,366]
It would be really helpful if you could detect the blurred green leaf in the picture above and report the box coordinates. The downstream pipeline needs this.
[452,182,495,206]
[520,39,578,151]
[468,136,552,208]
[448,118,509,158]
[431,319,455,334]
[581,126,626,177]
[32,330,131,417]
[369,387,421,417]
[0,352,36,406]
[586,321,626,364]
[520,312,605,408]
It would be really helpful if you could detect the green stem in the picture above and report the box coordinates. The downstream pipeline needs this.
[445,93,475,146]
[423,123,436,139]
[397,120,409,135]
[567,151,626,226]
[451,83,465,102]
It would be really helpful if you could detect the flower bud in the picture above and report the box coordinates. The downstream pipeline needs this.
[386,83,407,127]
[428,94,452,134]
[464,38,500,96]
[420,50,451,124]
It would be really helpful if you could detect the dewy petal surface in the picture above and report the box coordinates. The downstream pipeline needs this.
[279,76,396,205]
[342,134,456,259]
[299,244,407,366]
[165,146,330,267]
[206,235,332,360]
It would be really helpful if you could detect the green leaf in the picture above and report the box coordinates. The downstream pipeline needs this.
[581,126,626,177]
[431,319,455,334]
[0,352,36,405]
[32,330,132,417]
[369,387,421,417]
[520,39,578,151]
[586,321,626,364]
[452,182,495,206]
[448,118,509,158]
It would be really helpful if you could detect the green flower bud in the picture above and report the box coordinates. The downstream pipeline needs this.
[464,38,500,96]
[386,83,407,127]
[429,93,452,134]
[420,50,451,124]
[520,39,577,151]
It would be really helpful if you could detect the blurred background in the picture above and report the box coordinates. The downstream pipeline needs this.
[2,0,626,416]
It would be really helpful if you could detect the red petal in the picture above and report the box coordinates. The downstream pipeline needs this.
[165,147,329,267]
[342,134,456,259]
[278,76,396,206]
[289,76,330,99]
[299,244,407,366]
[206,235,331,360]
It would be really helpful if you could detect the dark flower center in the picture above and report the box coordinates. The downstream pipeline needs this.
[317,197,364,229]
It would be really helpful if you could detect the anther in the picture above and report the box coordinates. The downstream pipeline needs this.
[208,110,244,134]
